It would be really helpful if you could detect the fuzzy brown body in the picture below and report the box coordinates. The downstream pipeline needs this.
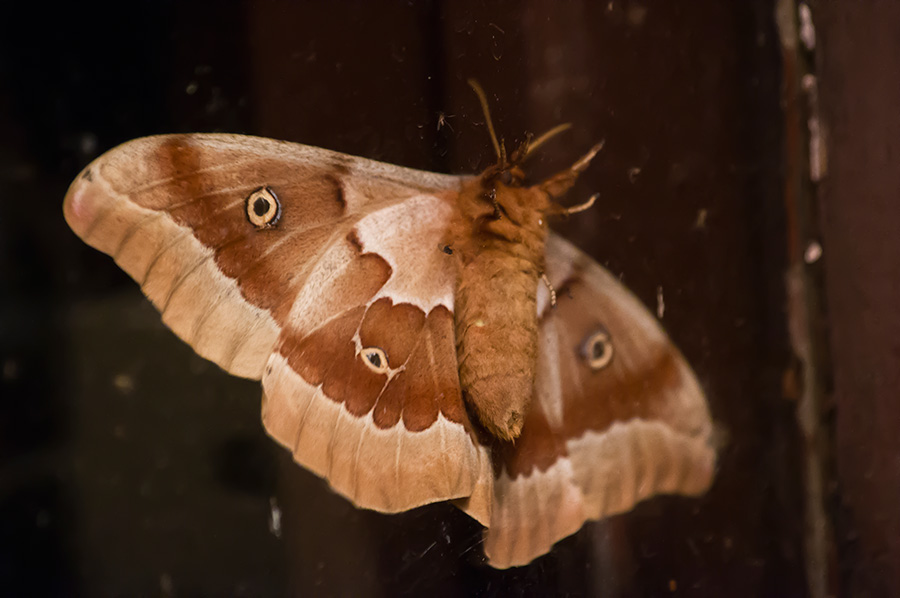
[451,176,552,440]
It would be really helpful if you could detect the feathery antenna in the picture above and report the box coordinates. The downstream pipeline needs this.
[524,123,572,158]
[467,79,502,162]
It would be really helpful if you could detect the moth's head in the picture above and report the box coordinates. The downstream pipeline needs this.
[480,162,526,189]
[467,79,601,213]
[469,79,574,183]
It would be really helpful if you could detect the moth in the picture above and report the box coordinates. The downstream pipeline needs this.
[62,84,715,568]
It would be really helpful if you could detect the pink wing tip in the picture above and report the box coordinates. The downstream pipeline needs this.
[63,166,99,239]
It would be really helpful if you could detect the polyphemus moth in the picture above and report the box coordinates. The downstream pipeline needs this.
[62,85,715,569]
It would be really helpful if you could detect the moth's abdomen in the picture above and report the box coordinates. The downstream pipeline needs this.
[455,250,540,441]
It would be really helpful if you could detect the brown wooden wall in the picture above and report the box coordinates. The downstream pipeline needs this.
[813,3,900,597]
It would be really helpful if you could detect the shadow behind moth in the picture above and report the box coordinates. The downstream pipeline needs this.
[62,92,715,569]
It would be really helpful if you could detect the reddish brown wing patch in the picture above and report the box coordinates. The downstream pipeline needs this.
[375,305,467,431]
[282,306,384,418]
[280,298,468,432]
[360,299,426,368]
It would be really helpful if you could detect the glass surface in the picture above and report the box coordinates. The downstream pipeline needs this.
[0,2,815,596]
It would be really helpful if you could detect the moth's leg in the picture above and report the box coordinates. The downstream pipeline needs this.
[540,273,557,308]
[539,141,605,199]
[562,193,598,216]
[522,124,571,160]
[543,192,599,220]
[488,187,504,220]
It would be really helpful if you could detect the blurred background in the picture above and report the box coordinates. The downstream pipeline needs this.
[1,1,897,596]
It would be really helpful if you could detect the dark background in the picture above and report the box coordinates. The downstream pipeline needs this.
[0,1,894,596]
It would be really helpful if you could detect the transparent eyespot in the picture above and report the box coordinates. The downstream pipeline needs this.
[360,347,389,374]
[582,328,614,370]
[245,186,281,228]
